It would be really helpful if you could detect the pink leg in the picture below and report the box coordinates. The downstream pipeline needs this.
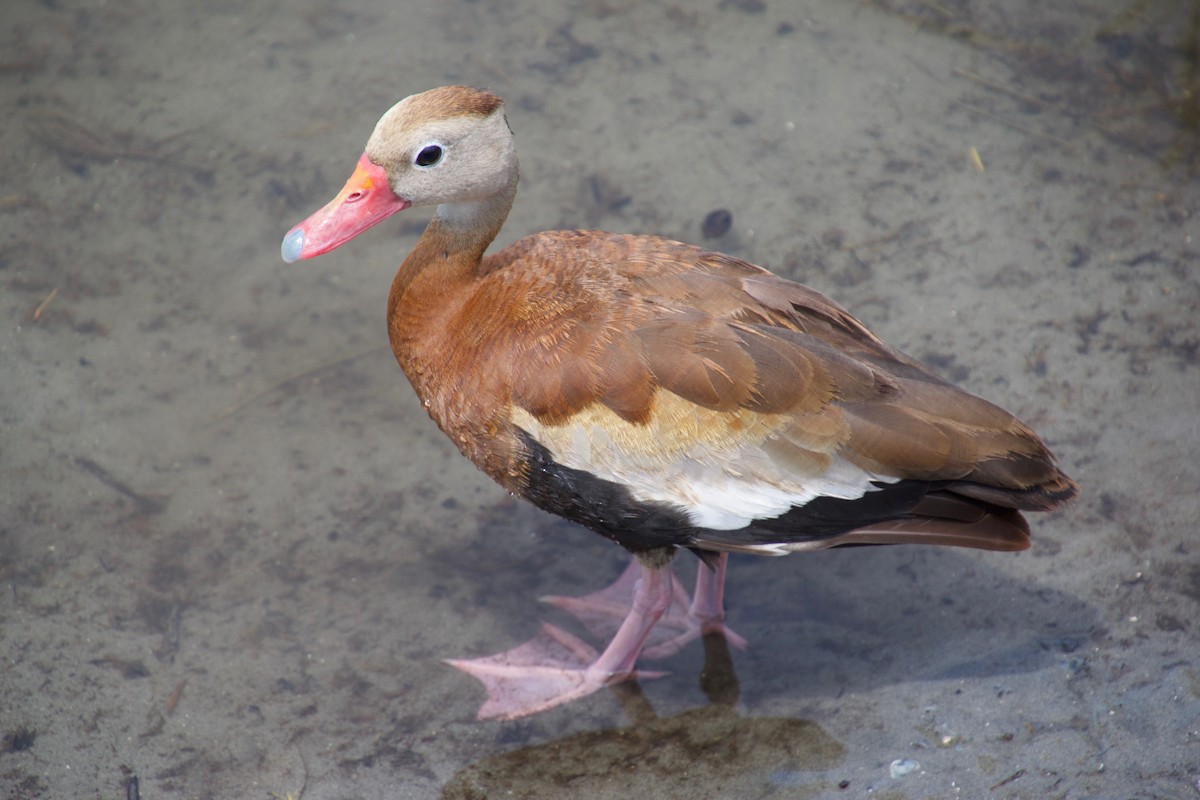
[543,553,746,660]
[687,553,747,646]
[645,552,746,657]
[540,560,691,651]
[446,562,676,720]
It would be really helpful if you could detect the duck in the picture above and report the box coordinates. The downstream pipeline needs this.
[282,85,1078,721]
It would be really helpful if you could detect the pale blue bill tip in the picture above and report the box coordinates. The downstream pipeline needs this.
[281,228,305,263]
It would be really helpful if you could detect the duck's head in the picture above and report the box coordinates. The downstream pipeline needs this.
[282,86,516,263]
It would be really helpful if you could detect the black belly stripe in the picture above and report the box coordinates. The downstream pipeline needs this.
[514,428,948,555]
[517,428,696,553]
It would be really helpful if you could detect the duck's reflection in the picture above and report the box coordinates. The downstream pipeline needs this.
[441,634,844,798]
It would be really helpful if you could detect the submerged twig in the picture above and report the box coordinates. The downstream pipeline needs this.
[27,108,213,181]
[164,679,188,716]
[74,456,167,515]
[31,287,59,322]
[209,345,388,424]
[953,66,1057,111]
[948,97,1077,152]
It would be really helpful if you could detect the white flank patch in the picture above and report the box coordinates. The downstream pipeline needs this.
[513,406,896,531]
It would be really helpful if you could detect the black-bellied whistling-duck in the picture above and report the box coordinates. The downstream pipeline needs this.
[282,86,1078,721]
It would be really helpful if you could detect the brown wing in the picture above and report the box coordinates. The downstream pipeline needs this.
[482,231,1075,506]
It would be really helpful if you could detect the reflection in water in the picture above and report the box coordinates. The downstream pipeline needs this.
[442,635,844,799]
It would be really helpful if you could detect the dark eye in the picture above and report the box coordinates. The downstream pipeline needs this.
[415,145,443,167]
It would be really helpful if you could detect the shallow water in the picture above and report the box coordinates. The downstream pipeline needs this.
[2,0,1198,797]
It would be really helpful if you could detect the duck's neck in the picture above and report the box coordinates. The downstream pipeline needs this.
[386,171,517,366]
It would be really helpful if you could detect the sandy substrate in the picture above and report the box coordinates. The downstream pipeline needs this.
[2,0,1198,797]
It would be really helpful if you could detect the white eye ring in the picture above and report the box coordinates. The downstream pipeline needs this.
[414,143,444,168]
